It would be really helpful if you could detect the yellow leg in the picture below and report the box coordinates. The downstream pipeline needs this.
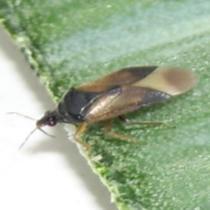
[124,120,165,126]
[75,123,90,149]
[119,116,166,126]
[75,123,88,137]
[102,120,137,143]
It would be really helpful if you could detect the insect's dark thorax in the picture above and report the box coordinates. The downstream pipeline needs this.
[57,88,100,123]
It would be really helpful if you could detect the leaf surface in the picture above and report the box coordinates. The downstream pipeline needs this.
[1,0,210,209]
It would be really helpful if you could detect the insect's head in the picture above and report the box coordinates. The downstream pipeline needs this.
[7,111,59,150]
[36,110,59,128]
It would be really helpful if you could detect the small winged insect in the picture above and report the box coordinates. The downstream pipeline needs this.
[21,66,197,148]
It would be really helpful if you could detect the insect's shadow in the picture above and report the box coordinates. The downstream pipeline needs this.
[28,128,117,210]
[0,27,117,210]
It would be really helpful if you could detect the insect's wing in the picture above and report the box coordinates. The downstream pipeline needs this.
[82,67,196,123]
[78,66,157,92]
[133,67,197,96]
[82,86,170,123]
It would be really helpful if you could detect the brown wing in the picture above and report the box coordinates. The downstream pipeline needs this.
[81,67,196,123]
[77,66,157,92]
[82,86,170,123]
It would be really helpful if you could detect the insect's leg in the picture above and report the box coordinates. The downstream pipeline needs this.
[76,123,88,136]
[118,115,165,126]
[75,123,90,149]
[102,120,137,143]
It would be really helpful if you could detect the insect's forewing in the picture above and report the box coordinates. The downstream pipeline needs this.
[81,67,196,123]
[82,86,170,123]
[78,66,157,92]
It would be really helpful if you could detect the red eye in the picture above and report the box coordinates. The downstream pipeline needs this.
[48,116,57,126]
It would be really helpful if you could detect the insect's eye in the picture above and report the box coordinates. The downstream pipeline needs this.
[48,116,57,126]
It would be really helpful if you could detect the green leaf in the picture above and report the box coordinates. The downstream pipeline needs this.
[1,0,210,209]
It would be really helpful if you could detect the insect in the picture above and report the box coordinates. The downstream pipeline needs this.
[20,66,197,148]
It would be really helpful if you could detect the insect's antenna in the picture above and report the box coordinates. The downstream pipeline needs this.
[7,112,36,121]
[19,128,55,150]
[38,128,55,138]
[19,127,37,150]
